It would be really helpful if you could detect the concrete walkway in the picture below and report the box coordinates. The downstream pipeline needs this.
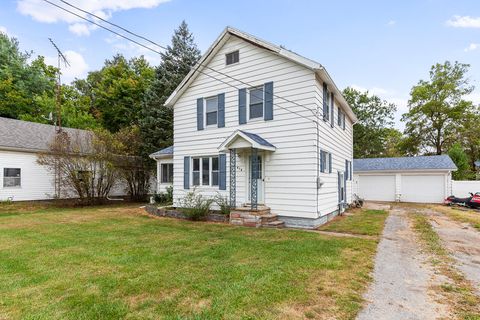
[357,206,451,320]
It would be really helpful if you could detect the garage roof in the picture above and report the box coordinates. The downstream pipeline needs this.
[353,155,457,172]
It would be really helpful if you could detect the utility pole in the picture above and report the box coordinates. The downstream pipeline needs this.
[48,38,70,132]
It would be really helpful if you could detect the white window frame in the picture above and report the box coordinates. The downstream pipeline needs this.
[225,50,240,66]
[3,168,21,188]
[320,151,332,173]
[161,163,173,184]
[248,86,265,121]
[204,96,218,127]
[191,156,220,187]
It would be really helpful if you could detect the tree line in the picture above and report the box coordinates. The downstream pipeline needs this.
[1,22,478,182]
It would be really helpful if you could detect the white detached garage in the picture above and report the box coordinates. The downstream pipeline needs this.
[353,155,457,203]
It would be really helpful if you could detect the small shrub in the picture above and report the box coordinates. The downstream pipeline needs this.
[214,193,231,215]
[154,186,173,204]
[179,189,213,221]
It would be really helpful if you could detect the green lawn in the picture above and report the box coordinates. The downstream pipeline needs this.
[318,209,388,236]
[0,203,379,320]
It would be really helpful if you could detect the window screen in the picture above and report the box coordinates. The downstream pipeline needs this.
[3,168,21,187]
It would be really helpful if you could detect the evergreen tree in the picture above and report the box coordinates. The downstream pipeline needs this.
[140,21,201,158]
[448,143,472,180]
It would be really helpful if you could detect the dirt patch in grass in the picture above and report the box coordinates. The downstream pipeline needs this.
[318,208,388,237]
[0,203,378,320]
[410,210,480,319]
[429,205,480,231]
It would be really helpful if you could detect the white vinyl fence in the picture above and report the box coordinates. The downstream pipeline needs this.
[452,181,480,197]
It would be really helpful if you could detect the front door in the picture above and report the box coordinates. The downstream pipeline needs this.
[248,154,264,204]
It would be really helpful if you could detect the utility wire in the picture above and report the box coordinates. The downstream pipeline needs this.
[42,0,325,124]
[56,0,320,118]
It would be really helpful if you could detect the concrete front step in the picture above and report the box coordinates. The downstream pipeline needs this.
[262,220,285,228]
[260,214,278,223]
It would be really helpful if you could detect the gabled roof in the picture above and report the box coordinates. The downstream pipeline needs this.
[165,26,357,123]
[353,155,457,172]
[218,130,276,152]
[0,117,90,153]
[149,146,173,159]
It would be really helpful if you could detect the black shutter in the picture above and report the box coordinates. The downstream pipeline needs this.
[217,93,225,128]
[330,92,335,128]
[197,98,204,130]
[264,82,273,120]
[239,88,247,124]
[322,83,328,121]
[219,154,227,190]
[329,153,332,173]
[183,156,190,189]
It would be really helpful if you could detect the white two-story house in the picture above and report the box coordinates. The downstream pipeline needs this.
[151,27,356,228]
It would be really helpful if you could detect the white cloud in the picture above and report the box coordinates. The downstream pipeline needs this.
[0,26,7,34]
[464,43,479,52]
[46,50,89,83]
[17,0,170,36]
[350,84,389,96]
[387,20,396,26]
[446,15,480,28]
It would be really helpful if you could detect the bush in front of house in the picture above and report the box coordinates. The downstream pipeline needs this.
[179,189,213,221]
[154,186,173,204]
[214,193,231,215]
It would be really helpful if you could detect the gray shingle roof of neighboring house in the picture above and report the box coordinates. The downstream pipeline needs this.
[150,146,173,158]
[239,130,276,149]
[353,155,457,172]
[0,117,90,152]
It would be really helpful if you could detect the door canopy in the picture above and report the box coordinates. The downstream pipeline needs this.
[218,130,276,152]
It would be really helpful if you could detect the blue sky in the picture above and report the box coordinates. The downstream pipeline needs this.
[1,0,480,128]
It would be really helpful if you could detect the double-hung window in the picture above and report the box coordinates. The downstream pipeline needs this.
[161,163,173,183]
[249,86,264,119]
[338,109,346,129]
[226,50,239,65]
[205,96,218,126]
[3,168,21,187]
[192,156,219,187]
[320,151,332,173]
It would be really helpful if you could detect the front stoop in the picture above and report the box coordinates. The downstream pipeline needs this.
[230,206,285,228]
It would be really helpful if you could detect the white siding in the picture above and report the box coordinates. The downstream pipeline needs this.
[172,35,354,219]
[155,158,173,194]
[314,76,354,216]
[0,150,56,201]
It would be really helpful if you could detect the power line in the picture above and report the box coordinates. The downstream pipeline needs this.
[41,0,323,124]
[56,0,320,117]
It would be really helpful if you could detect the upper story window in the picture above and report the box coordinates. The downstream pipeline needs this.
[338,109,346,130]
[205,96,218,126]
[3,168,21,188]
[226,50,239,65]
[249,86,264,119]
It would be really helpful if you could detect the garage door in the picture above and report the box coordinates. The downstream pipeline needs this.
[359,175,396,202]
[401,175,445,203]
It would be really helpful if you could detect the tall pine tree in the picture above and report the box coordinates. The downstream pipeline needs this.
[140,21,201,158]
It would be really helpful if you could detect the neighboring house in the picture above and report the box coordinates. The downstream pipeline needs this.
[150,146,174,193]
[0,117,127,201]
[353,155,457,203]
[150,27,357,228]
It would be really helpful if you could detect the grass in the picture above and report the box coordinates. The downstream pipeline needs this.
[0,203,380,320]
[318,209,388,236]
[429,205,480,231]
[410,211,480,319]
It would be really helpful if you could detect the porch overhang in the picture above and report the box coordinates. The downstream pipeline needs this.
[218,130,276,152]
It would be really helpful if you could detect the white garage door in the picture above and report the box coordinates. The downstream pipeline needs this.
[359,175,396,202]
[401,175,445,203]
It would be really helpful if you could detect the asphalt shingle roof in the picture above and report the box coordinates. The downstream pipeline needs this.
[0,117,90,152]
[239,130,276,148]
[353,155,457,172]
[150,146,173,158]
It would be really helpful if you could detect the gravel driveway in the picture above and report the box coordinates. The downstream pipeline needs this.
[425,208,480,294]
[357,206,451,320]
